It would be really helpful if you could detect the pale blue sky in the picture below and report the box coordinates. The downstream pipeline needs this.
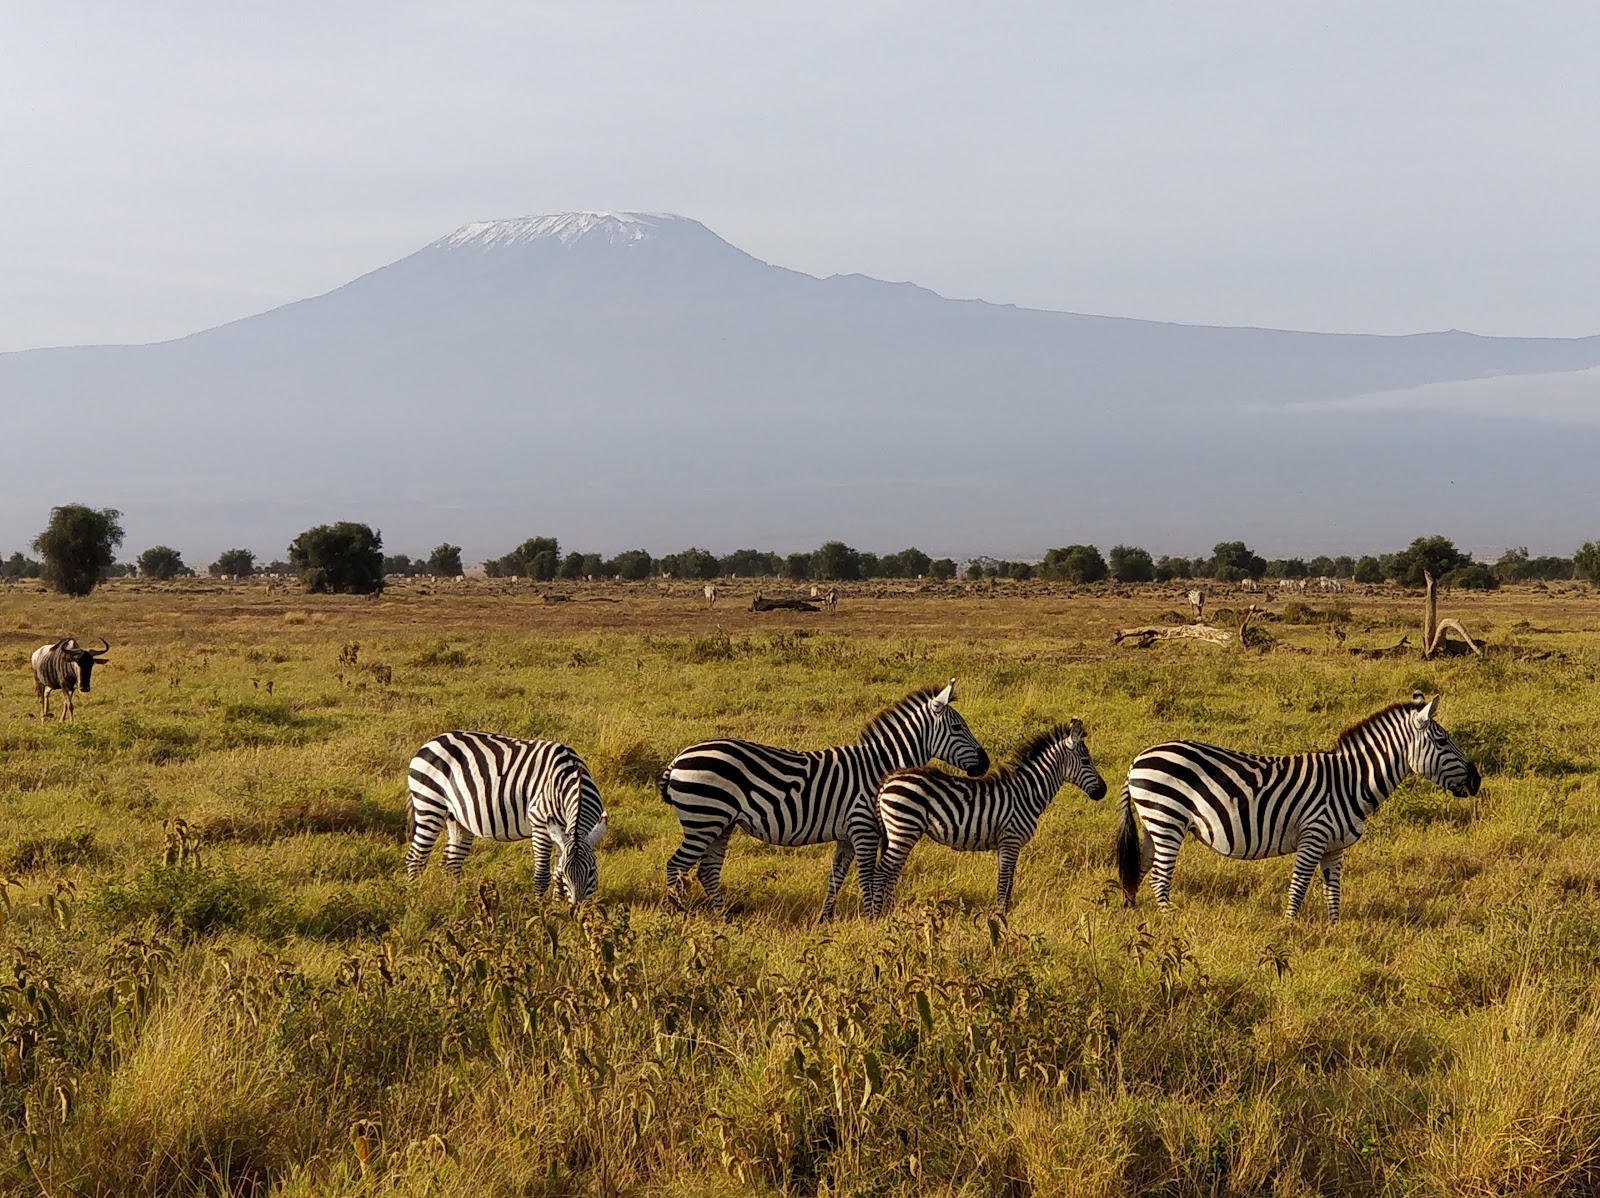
[4,2,1599,352]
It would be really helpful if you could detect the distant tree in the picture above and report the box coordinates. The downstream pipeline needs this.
[1007,560,1035,581]
[812,541,861,581]
[558,551,587,580]
[608,549,654,581]
[104,561,135,578]
[1353,555,1384,583]
[858,552,883,579]
[1109,545,1155,583]
[211,548,256,577]
[783,553,812,581]
[288,521,384,594]
[1042,545,1108,584]
[426,544,463,577]
[1574,542,1600,582]
[1210,541,1267,583]
[1446,562,1500,590]
[1493,546,1573,582]
[0,551,43,580]
[265,560,291,575]
[383,554,417,576]
[721,548,778,577]
[33,504,125,597]
[1265,558,1308,579]
[883,547,932,578]
[1386,535,1471,588]
[135,546,186,580]
[929,558,956,581]
[1154,555,1194,582]
[1306,555,1336,578]
[659,547,719,580]
[580,553,603,577]
[486,536,560,578]
[1331,556,1356,578]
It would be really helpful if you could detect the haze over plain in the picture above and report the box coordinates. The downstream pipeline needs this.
[3,4,1598,561]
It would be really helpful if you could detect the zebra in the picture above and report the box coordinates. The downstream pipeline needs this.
[31,637,110,721]
[704,584,718,606]
[405,731,608,902]
[659,681,990,920]
[1116,692,1480,922]
[873,719,1107,917]
[1187,589,1206,621]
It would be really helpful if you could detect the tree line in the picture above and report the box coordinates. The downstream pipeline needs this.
[10,504,1600,597]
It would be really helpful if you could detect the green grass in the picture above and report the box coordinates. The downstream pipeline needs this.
[3,577,1600,1195]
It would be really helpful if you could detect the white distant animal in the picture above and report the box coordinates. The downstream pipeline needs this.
[1187,590,1205,621]
[810,585,821,598]
[704,584,718,606]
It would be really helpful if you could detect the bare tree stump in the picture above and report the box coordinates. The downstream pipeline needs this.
[1421,571,1483,659]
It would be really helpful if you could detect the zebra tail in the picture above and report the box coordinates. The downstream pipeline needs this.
[405,795,415,847]
[1115,783,1141,907]
[657,769,672,804]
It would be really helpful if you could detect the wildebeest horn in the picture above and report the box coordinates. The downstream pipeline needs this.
[90,638,111,657]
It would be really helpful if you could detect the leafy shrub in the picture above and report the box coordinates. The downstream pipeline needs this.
[90,861,276,937]
[1447,562,1500,590]
[2,829,101,873]
[412,641,470,668]
[288,522,384,594]
[1279,600,1352,625]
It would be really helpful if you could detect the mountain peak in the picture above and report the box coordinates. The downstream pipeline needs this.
[433,211,691,251]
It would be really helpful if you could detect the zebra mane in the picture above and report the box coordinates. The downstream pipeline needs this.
[994,724,1077,778]
[858,686,943,744]
[1332,701,1416,749]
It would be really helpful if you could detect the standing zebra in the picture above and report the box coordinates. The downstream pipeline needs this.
[405,731,608,902]
[1117,692,1480,922]
[659,681,990,920]
[31,637,111,721]
[873,719,1106,917]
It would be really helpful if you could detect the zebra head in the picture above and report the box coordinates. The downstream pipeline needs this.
[545,814,607,904]
[1406,692,1481,798]
[1060,718,1108,801]
[926,680,990,777]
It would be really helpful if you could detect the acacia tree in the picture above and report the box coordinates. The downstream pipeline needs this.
[1386,535,1470,588]
[1043,545,1108,583]
[138,546,188,580]
[426,544,463,577]
[33,504,125,596]
[288,522,384,594]
[211,548,255,577]
[812,541,861,581]
[1109,545,1155,583]
[1575,541,1600,582]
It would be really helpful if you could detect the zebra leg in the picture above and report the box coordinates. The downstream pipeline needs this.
[664,815,729,901]
[441,820,475,879]
[994,840,1023,915]
[1320,849,1345,924]
[1147,828,1186,912]
[531,830,553,897]
[818,840,855,922]
[851,821,882,918]
[405,803,448,880]
[695,828,736,921]
[875,831,919,918]
[1285,833,1330,919]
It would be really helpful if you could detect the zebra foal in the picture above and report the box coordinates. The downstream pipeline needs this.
[1117,692,1480,922]
[659,681,989,920]
[406,731,607,902]
[873,719,1107,916]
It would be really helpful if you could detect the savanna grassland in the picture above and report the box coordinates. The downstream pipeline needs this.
[3,576,1599,1198]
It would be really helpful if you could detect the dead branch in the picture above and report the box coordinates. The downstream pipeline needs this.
[750,596,820,612]
[1421,571,1483,659]
[1114,623,1234,648]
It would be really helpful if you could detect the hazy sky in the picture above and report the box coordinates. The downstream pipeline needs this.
[4,2,1599,353]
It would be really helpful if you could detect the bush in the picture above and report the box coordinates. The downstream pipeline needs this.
[1386,535,1471,588]
[1109,545,1155,583]
[32,503,124,596]
[882,547,932,578]
[1211,541,1266,581]
[1574,541,1600,582]
[1447,563,1500,590]
[812,541,861,581]
[1155,555,1194,582]
[721,548,779,577]
[0,551,43,579]
[609,549,654,581]
[90,861,276,937]
[783,553,812,581]
[929,558,956,581]
[659,547,720,580]
[1353,555,1384,583]
[287,522,384,594]
[137,545,189,581]
[210,548,255,577]
[1265,558,1308,579]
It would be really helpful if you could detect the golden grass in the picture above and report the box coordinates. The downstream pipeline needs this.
[2,575,1599,1195]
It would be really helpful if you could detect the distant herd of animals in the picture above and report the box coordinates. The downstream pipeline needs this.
[30,637,1480,921]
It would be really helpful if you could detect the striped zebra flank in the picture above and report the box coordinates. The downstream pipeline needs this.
[659,680,990,920]
[1117,691,1481,922]
[874,719,1107,917]
[405,731,607,902]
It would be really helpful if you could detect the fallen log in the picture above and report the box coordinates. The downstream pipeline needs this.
[1113,623,1233,647]
[751,596,820,612]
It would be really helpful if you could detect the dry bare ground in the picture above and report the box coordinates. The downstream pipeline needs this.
[2,576,1598,1196]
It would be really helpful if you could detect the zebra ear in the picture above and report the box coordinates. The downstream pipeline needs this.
[1418,694,1441,723]
[545,820,573,853]
[585,814,608,849]
[1069,717,1085,741]
[932,679,955,709]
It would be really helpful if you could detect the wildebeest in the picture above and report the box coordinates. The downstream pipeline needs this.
[31,637,110,721]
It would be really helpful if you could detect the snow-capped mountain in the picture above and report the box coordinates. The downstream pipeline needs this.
[2,212,1598,560]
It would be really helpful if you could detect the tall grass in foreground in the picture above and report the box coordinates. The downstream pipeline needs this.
[2,580,1599,1194]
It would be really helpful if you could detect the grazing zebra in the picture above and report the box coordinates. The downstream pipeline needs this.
[704,584,718,606]
[31,637,110,721]
[1187,590,1206,621]
[1117,692,1480,922]
[825,587,838,608]
[659,681,990,920]
[405,731,608,902]
[873,719,1107,916]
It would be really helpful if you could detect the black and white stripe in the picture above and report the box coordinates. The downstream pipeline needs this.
[1117,692,1481,921]
[406,731,607,902]
[31,637,110,722]
[659,681,990,919]
[873,719,1107,916]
